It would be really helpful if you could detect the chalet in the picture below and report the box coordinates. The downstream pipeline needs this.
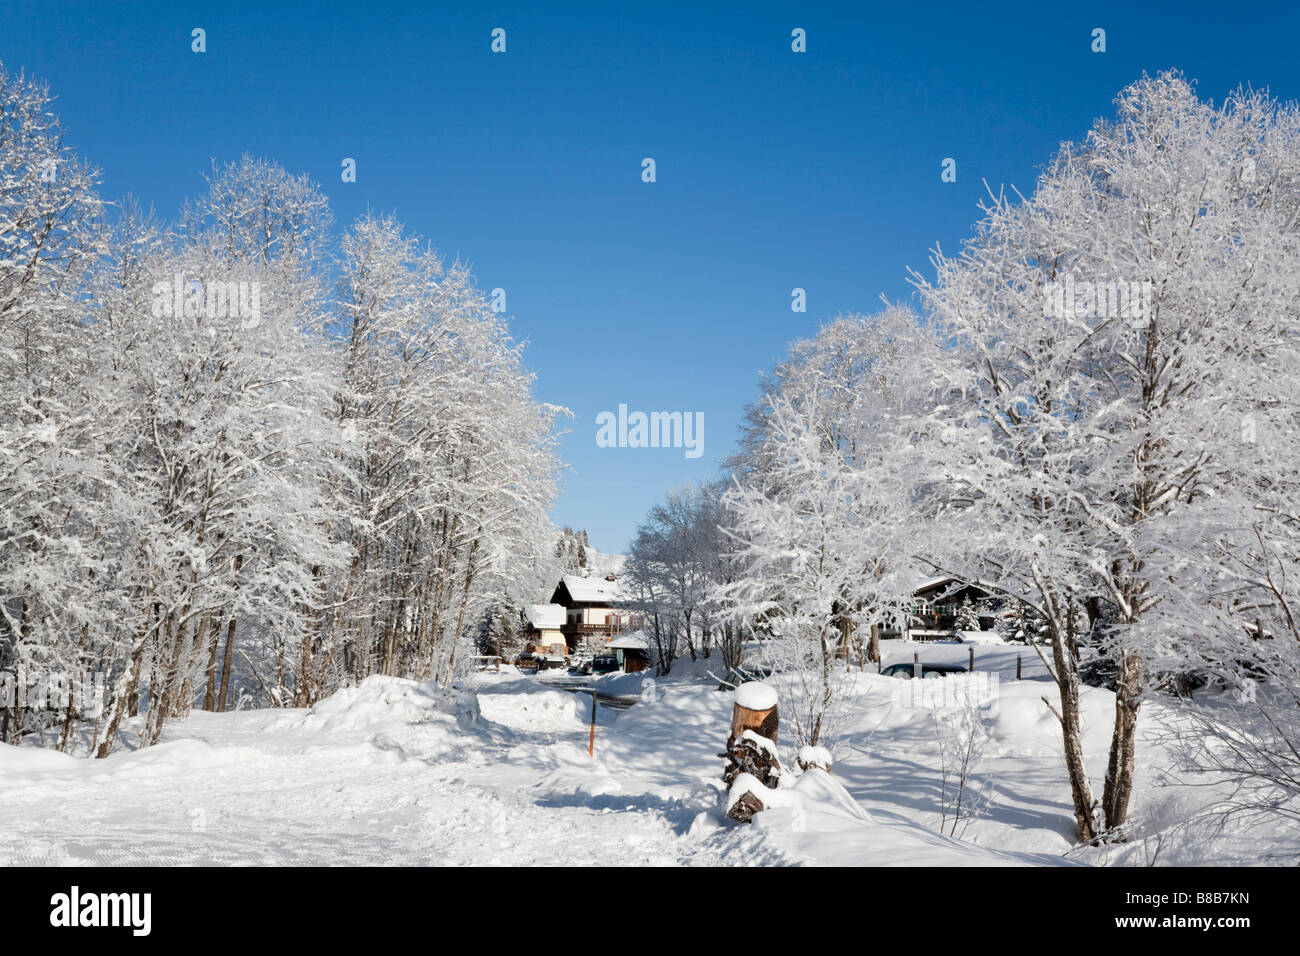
[549,573,641,655]
[899,576,999,641]
[522,604,567,655]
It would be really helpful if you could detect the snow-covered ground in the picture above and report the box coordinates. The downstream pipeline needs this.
[1,643,1295,866]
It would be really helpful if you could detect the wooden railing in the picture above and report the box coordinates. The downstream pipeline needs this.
[562,623,624,637]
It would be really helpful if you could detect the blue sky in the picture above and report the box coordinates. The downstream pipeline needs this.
[5,1,1299,552]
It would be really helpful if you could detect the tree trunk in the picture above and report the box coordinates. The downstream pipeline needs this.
[217,615,237,712]
[1049,621,1098,843]
[216,554,244,711]
[6,699,22,746]
[296,566,324,707]
[203,612,223,710]
[56,691,77,753]
[176,612,211,719]
[1102,652,1142,836]
[441,539,480,687]
[96,640,146,759]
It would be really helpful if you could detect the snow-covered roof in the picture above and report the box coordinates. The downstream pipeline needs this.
[607,632,648,650]
[525,604,565,630]
[913,575,958,593]
[912,576,992,597]
[557,574,625,605]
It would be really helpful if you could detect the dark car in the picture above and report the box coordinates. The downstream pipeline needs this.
[1078,653,1118,690]
[1080,652,1208,696]
[882,662,967,680]
[591,654,620,675]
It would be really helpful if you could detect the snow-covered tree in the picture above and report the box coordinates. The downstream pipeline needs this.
[475,597,524,661]
[720,306,939,746]
[320,212,561,692]
[1,63,565,753]
[954,596,981,635]
[626,487,708,673]
[0,61,107,747]
[911,71,1300,840]
[84,156,350,751]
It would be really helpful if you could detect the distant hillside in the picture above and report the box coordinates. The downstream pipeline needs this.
[552,527,625,580]
[583,546,626,578]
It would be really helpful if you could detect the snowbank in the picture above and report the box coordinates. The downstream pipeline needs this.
[957,629,1007,645]
[476,682,589,732]
[282,675,480,735]
[2,643,1289,867]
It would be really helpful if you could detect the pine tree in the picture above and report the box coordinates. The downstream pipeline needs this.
[955,596,981,634]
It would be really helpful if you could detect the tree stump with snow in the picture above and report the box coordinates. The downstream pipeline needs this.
[722,682,781,822]
[729,689,779,749]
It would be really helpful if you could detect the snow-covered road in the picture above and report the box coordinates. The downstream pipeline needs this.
[1,686,763,866]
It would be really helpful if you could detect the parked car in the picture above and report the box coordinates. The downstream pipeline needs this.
[591,654,620,675]
[568,658,592,675]
[882,662,967,680]
[1079,651,1209,695]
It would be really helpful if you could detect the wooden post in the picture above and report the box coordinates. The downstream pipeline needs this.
[969,646,975,672]
[876,656,881,674]
[913,651,920,679]
[1017,655,1022,680]
[588,690,597,757]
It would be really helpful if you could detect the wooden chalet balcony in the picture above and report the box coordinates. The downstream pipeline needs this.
[561,623,624,637]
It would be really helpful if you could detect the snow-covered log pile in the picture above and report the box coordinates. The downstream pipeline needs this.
[721,682,782,822]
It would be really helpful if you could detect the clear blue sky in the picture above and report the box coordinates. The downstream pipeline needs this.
[5,1,1298,552]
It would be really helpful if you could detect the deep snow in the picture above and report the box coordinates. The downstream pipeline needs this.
[2,642,1296,866]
